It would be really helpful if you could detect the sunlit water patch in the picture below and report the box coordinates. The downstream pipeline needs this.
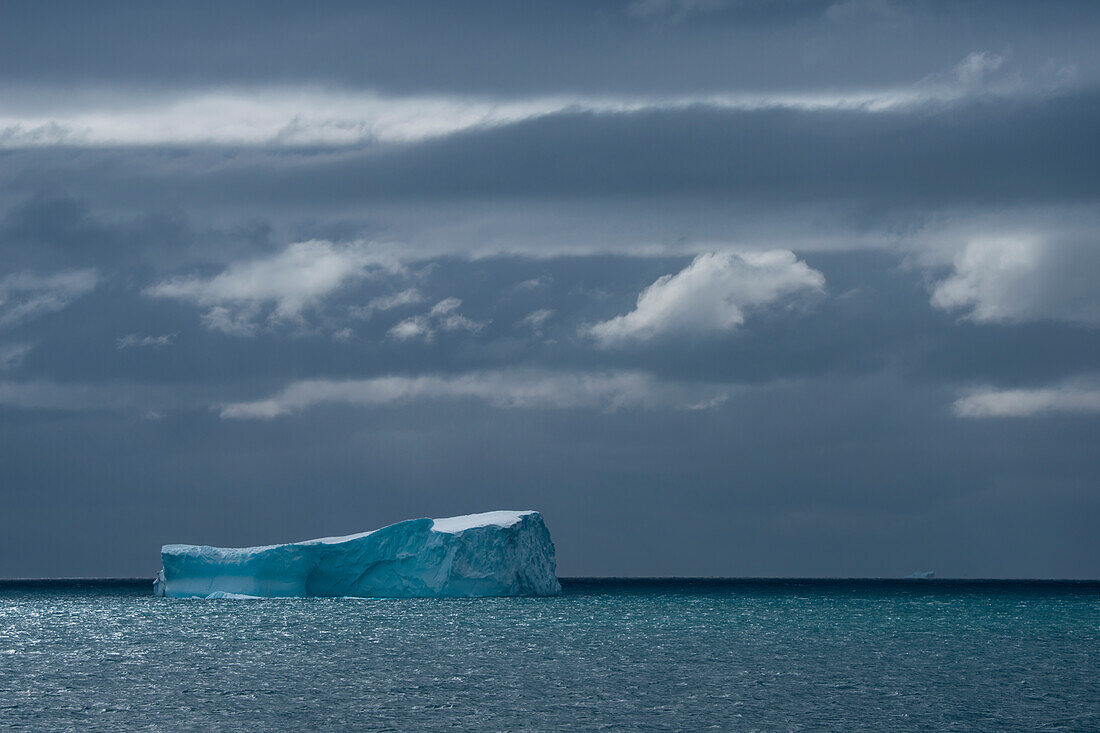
[1,579,1097,731]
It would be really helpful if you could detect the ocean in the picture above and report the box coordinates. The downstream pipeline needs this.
[1,579,1097,731]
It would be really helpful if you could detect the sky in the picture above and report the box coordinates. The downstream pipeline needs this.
[1,0,1098,578]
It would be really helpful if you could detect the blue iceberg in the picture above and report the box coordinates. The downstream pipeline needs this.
[155,510,561,598]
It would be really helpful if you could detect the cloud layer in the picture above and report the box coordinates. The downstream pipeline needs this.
[220,370,731,419]
[0,54,1051,150]
[954,380,1100,418]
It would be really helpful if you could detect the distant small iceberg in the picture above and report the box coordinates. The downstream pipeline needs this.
[904,571,935,579]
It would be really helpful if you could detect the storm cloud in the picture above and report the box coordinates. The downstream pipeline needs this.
[1,0,1097,579]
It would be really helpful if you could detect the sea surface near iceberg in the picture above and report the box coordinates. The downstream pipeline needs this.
[1,579,1097,731]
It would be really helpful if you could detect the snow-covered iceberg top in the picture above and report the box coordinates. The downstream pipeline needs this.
[155,511,560,598]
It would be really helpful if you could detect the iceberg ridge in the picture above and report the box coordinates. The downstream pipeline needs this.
[155,510,561,598]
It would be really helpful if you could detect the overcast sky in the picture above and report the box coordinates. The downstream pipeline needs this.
[2,0,1098,578]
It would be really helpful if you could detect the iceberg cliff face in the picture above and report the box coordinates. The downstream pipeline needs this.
[156,510,561,598]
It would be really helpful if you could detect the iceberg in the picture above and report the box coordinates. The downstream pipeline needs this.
[154,510,561,598]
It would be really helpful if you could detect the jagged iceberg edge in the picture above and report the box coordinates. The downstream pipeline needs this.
[155,510,561,598]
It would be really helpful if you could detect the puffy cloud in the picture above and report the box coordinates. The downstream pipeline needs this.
[199,305,262,337]
[436,313,484,334]
[954,379,1100,418]
[432,298,485,334]
[0,269,98,329]
[220,370,731,419]
[387,316,433,342]
[145,240,400,335]
[583,251,824,346]
[931,237,1100,325]
[953,51,1006,87]
[387,298,486,342]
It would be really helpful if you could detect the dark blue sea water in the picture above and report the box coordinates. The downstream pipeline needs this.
[1,579,1097,731]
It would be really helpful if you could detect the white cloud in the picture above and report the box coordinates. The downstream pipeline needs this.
[0,270,98,329]
[200,305,262,337]
[0,57,1060,150]
[349,288,425,320]
[954,380,1100,418]
[387,298,486,342]
[219,370,732,419]
[0,371,731,418]
[583,250,824,346]
[438,313,485,334]
[931,236,1100,325]
[146,240,400,335]
[117,333,175,349]
[430,297,462,316]
[518,309,555,332]
[369,288,424,311]
[388,316,433,342]
[513,276,553,291]
[0,343,33,370]
[953,51,1006,87]
[931,237,1038,322]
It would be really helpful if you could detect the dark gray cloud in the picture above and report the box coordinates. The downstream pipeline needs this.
[0,1,1097,579]
[2,1,1099,93]
[2,372,1097,578]
[4,94,1098,212]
